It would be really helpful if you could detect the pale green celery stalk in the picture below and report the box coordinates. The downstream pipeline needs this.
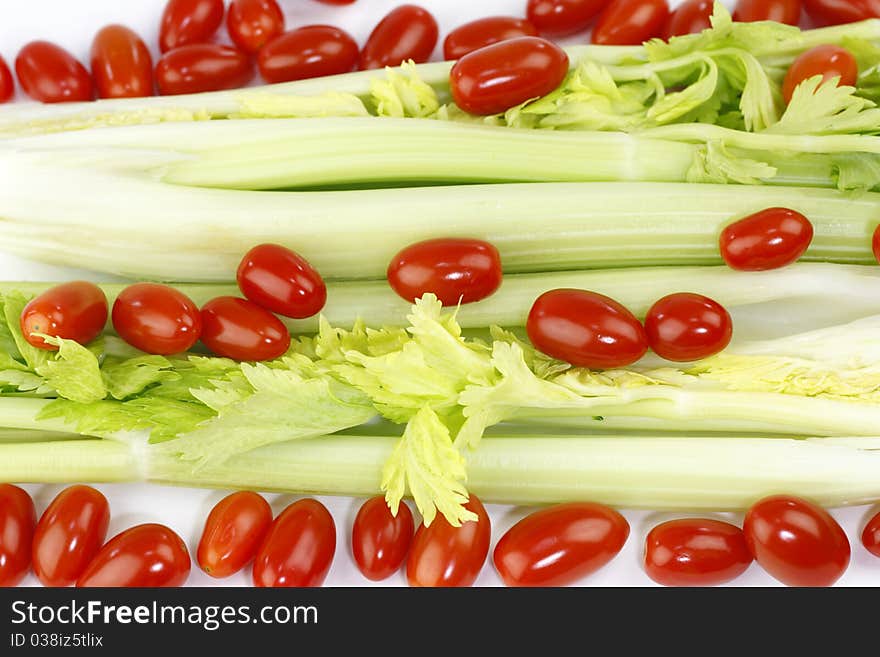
[0,148,876,280]
[6,118,698,190]
[4,263,880,339]
[0,45,638,138]
[3,434,880,510]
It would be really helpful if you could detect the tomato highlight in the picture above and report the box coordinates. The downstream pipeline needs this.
[592,0,670,45]
[645,293,733,362]
[236,244,327,319]
[258,26,359,83]
[15,41,93,103]
[227,0,285,54]
[112,283,202,355]
[444,16,539,60]
[90,25,154,99]
[155,44,253,96]
[159,0,225,52]
[200,296,291,362]
[360,5,439,70]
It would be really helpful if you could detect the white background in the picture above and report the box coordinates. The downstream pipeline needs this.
[2,0,879,587]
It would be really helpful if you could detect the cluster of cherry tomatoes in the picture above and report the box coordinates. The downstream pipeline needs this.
[5,483,880,587]
[1,0,877,106]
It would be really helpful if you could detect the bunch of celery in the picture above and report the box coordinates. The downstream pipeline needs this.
[1,4,880,524]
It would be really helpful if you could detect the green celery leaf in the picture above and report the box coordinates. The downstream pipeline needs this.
[381,405,476,527]
[3,292,49,371]
[102,355,180,400]
[686,140,777,184]
[765,76,880,135]
[33,334,106,404]
[371,62,440,118]
[169,361,377,468]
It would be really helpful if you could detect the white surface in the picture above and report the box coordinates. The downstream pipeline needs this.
[3,0,880,587]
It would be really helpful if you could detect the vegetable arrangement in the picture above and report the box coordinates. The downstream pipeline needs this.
[2,0,880,588]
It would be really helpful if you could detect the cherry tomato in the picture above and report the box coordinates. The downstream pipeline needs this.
[258,26,359,83]
[873,225,880,264]
[21,281,108,351]
[15,41,93,104]
[734,0,802,24]
[0,56,14,104]
[645,293,732,362]
[744,496,849,587]
[236,244,327,319]
[227,0,285,54]
[494,503,629,587]
[665,0,714,38]
[360,5,439,70]
[0,485,36,587]
[387,238,503,305]
[200,296,290,362]
[782,45,858,104]
[112,283,202,355]
[90,25,153,99]
[444,17,539,60]
[645,519,752,587]
[155,44,253,96]
[253,499,336,587]
[32,486,110,587]
[197,491,272,578]
[527,289,648,369]
[451,37,568,116]
[804,0,880,26]
[407,495,491,588]
[352,497,414,581]
[720,207,814,272]
[527,0,611,36]
[159,0,225,53]
[592,0,670,45]
[861,510,880,558]
[77,524,190,587]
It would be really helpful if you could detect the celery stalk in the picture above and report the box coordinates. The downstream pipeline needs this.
[3,263,879,338]
[3,434,880,511]
[0,153,875,280]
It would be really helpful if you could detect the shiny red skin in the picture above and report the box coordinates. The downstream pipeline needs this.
[253,499,336,587]
[21,281,108,351]
[873,225,880,264]
[15,41,93,103]
[645,519,752,587]
[90,25,153,99]
[744,496,850,587]
[720,207,814,272]
[237,244,327,319]
[32,486,110,588]
[197,491,272,578]
[592,0,670,45]
[0,56,14,103]
[387,238,503,305]
[665,0,714,38]
[861,511,880,557]
[258,26,359,83]
[227,0,285,54]
[159,0,225,53]
[645,293,733,362]
[155,44,253,96]
[527,0,611,36]
[352,497,414,581]
[804,0,880,25]
[444,16,539,60]
[200,296,291,362]
[360,5,439,70]
[733,0,802,24]
[494,503,629,587]
[782,45,858,104]
[527,289,648,369]
[0,485,36,587]
[112,283,202,355]
[407,495,491,588]
[451,37,568,116]
[77,524,191,587]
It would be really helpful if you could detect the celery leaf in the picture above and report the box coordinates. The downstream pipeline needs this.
[33,334,106,404]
